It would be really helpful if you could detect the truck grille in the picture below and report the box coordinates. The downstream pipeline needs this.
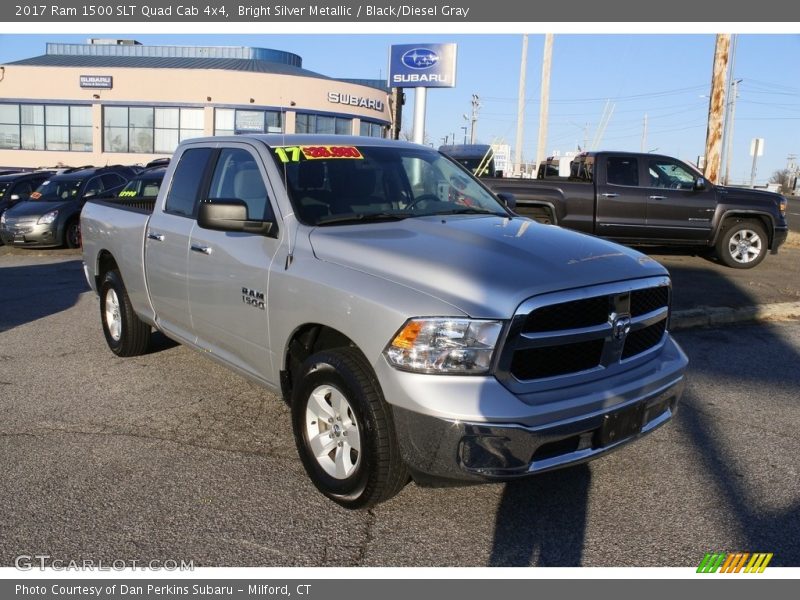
[622,319,667,359]
[510,339,605,380]
[496,277,671,391]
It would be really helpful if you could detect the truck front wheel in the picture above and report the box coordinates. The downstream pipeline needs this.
[99,269,151,357]
[716,219,768,269]
[291,348,409,509]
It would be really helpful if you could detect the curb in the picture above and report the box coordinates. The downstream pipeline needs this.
[671,301,800,330]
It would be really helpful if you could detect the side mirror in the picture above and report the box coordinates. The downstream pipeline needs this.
[496,192,516,210]
[694,177,708,191]
[197,199,275,236]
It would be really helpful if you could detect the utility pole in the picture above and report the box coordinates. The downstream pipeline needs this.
[514,34,528,177]
[703,34,731,184]
[750,138,763,187]
[461,126,468,145]
[720,34,738,184]
[641,113,648,153]
[722,79,741,185]
[535,33,554,174]
[469,94,480,144]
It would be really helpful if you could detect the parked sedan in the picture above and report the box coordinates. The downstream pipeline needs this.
[0,165,135,248]
[0,170,54,245]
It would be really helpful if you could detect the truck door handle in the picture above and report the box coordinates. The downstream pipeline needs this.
[649,195,668,200]
[601,193,619,198]
[147,231,165,241]
[190,244,212,255]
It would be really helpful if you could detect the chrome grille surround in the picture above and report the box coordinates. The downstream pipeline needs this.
[495,276,671,396]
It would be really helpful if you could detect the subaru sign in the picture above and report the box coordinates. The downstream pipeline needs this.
[389,43,457,88]
[79,75,113,89]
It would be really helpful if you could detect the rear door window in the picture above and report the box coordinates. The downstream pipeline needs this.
[606,157,639,187]
[164,147,214,218]
[101,173,126,191]
[83,176,105,198]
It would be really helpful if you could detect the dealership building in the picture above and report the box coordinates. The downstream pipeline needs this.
[0,39,393,168]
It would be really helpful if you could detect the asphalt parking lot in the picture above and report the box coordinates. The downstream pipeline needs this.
[0,244,799,567]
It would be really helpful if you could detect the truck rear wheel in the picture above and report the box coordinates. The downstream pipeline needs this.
[291,347,409,509]
[716,219,767,269]
[99,269,151,357]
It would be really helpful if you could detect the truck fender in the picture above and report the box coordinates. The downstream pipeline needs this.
[711,210,775,248]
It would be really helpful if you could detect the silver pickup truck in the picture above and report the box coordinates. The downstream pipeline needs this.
[82,135,688,509]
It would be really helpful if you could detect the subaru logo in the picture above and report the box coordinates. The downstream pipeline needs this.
[612,314,632,341]
[401,48,440,70]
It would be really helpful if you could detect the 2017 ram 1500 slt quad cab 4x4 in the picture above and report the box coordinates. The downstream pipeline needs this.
[481,151,789,269]
[81,135,688,508]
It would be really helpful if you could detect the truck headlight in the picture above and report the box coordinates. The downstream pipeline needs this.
[37,210,58,225]
[779,197,787,217]
[384,318,503,374]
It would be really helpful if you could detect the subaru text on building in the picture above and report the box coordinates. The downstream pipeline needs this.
[81,135,688,508]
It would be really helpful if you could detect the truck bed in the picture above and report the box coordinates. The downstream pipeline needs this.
[482,177,596,233]
[81,197,155,325]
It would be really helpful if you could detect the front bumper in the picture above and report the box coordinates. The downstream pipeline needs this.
[383,335,688,482]
[0,221,60,247]
[771,225,788,253]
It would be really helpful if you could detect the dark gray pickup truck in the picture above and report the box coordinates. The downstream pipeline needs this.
[483,151,789,269]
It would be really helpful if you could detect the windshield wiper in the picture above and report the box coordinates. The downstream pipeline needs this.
[427,207,506,217]
[316,212,413,226]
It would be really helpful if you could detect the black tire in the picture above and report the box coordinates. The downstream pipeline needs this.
[291,347,409,509]
[65,218,81,249]
[715,219,768,269]
[99,269,151,357]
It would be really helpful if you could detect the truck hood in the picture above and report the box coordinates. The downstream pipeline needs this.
[718,185,783,207]
[308,215,667,318]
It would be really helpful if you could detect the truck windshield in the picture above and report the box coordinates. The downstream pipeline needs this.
[30,178,82,202]
[271,144,508,226]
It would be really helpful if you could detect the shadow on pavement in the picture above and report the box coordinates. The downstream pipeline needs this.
[488,261,799,566]
[0,259,89,333]
[489,465,590,566]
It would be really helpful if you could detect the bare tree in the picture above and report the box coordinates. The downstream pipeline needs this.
[769,169,795,194]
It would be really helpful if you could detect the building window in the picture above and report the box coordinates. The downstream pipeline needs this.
[295,113,352,135]
[103,106,205,154]
[0,104,21,150]
[0,103,92,151]
[359,121,385,138]
[69,106,93,151]
[214,108,283,136]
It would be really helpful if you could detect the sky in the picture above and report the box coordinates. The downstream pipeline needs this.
[0,33,798,184]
